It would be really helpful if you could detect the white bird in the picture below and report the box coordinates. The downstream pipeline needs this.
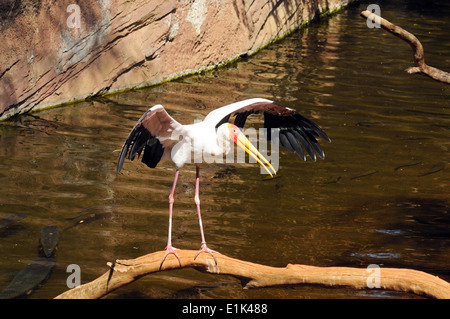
[116,98,330,268]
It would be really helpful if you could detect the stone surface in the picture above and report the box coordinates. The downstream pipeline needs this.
[0,0,353,120]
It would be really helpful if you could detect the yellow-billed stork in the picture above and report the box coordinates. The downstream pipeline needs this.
[116,98,330,268]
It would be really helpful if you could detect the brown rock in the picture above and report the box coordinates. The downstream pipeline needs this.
[0,0,353,120]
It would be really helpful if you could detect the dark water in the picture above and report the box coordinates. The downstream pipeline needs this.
[0,1,449,299]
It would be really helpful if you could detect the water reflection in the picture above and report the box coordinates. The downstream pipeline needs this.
[0,1,449,298]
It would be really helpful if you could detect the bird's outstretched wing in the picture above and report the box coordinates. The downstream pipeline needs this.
[204,98,330,161]
[116,105,185,173]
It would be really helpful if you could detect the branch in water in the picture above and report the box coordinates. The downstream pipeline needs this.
[54,250,450,299]
[360,10,450,84]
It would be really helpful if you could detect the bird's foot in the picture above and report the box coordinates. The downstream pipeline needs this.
[194,243,219,265]
[160,245,182,270]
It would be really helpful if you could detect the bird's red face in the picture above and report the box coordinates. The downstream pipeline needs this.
[227,123,276,177]
[228,123,241,144]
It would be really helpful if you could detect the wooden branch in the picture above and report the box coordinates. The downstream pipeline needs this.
[54,250,450,299]
[360,10,450,84]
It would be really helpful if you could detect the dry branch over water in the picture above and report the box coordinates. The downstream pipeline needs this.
[55,250,450,299]
[360,10,450,84]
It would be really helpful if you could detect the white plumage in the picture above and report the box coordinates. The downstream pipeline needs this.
[117,98,330,268]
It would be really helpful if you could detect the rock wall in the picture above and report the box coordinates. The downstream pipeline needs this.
[0,0,353,120]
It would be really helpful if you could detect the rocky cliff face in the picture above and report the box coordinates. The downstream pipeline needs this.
[0,0,353,120]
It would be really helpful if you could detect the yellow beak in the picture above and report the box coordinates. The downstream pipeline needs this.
[234,131,277,177]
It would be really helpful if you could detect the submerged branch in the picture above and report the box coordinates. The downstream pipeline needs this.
[360,10,450,84]
[55,250,450,299]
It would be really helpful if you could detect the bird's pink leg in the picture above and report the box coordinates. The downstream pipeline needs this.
[193,165,219,264]
[160,169,182,269]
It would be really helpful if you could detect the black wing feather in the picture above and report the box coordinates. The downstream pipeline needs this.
[279,131,295,153]
[234,110,256,129]
[222,101,330,161]
[117,113,164,173]
[285,130,308,161]
[292,129,315,161]
[142,138,164,168]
